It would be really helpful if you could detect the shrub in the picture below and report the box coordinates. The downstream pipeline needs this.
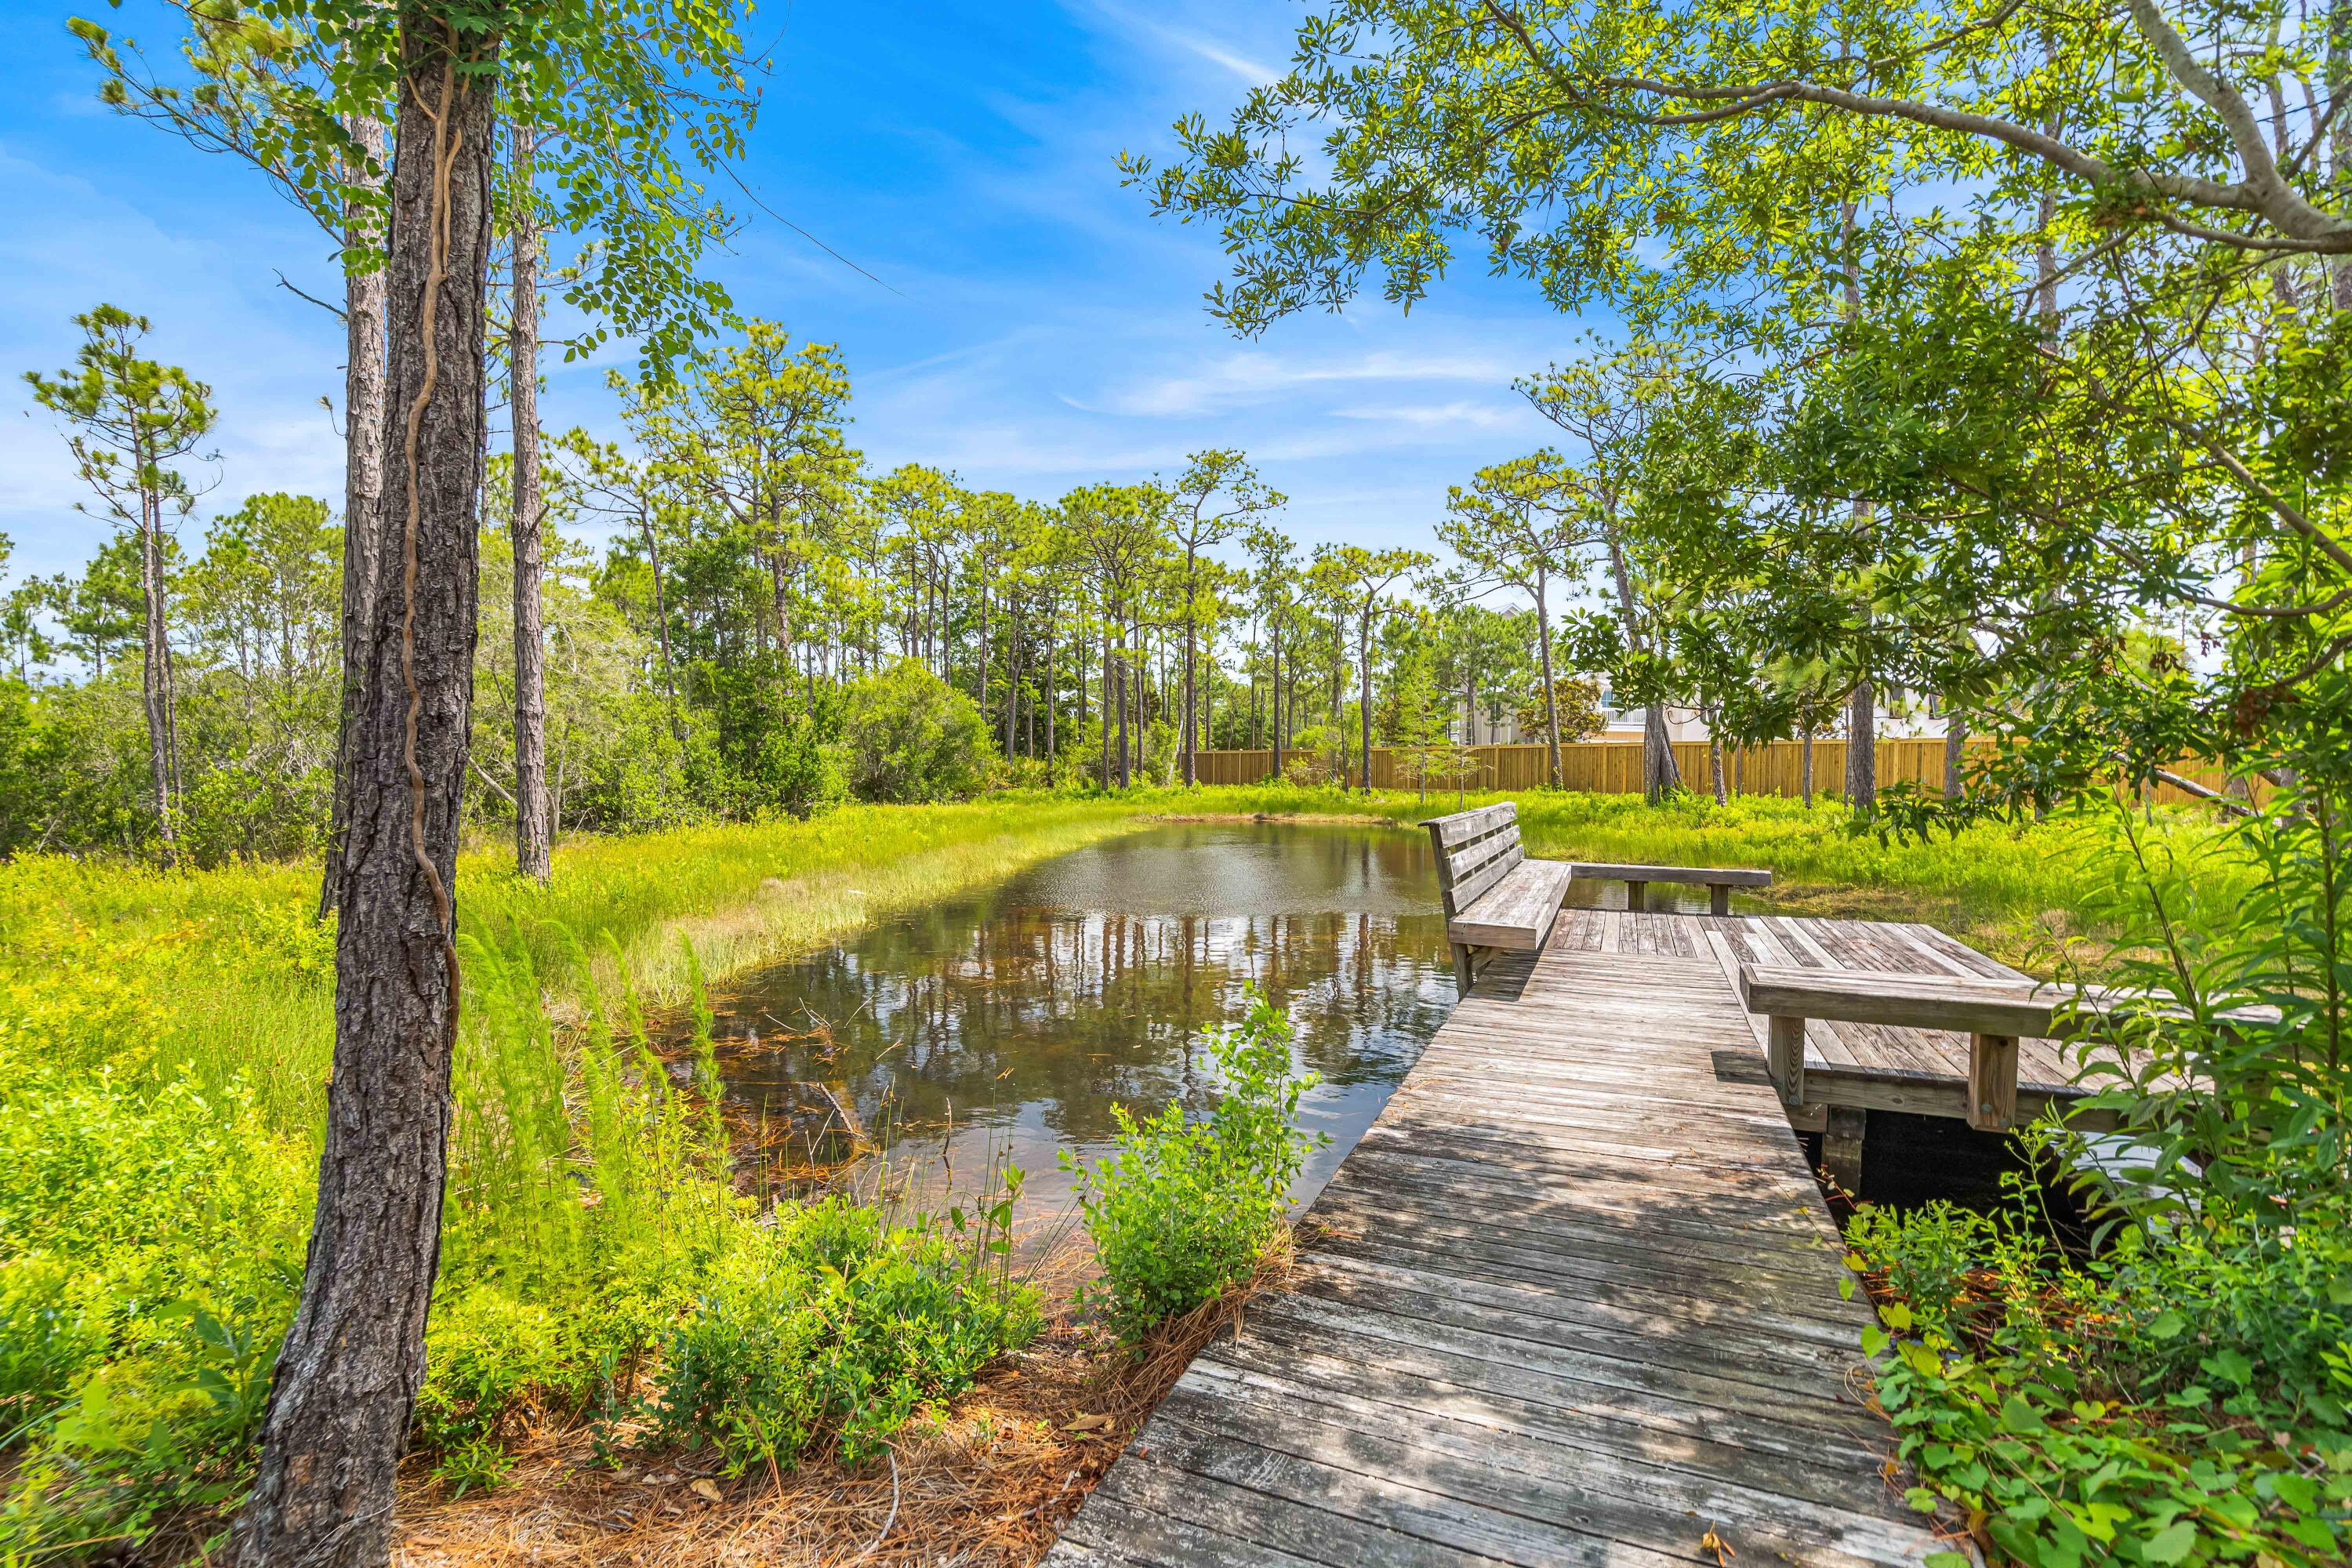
[1847,796,2352,1568]
[842,659,993,804]
[1065,989,1326,1341]
[642,1190,1038,1474]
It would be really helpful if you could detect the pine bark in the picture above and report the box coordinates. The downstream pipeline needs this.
[322,110,391,919]
[1846,677,1878,808]
[1182,548,1200,785]
[136,466,179,864]
[1533,566,1562,789]
[510,119,550,884]
[1841,199,1878,810]
[234,20,497,1564]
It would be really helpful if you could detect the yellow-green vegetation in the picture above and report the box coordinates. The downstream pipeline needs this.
[0,797,1155,1557]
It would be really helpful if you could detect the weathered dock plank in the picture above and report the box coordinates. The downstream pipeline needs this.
[1044,911,1956,1567]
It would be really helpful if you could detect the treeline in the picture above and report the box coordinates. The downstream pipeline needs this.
[5,309,1601,863]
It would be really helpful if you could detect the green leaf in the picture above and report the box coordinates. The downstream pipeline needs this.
[1998,1394,2047,1435]
[2140,1520,2196,1564]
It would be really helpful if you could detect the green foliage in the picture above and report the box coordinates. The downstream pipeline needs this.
[0,803,1152,1558]
[1852,1187,2352,1568]
[842,659,993,804]
[1515,674,1606,746]
[1064,989,1327,1342]
[642,1190,1038,1474]
[1848,790,2352,1567]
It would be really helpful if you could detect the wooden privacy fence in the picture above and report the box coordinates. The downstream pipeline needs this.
[1191,739,2245,807]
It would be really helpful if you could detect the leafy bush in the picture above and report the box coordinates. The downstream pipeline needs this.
[842,659,993,804]
[1065,989,1326,1341]
[642,1189,1038,1474]
[1849,795,2352,1567]
[1850,1187,2352,1568]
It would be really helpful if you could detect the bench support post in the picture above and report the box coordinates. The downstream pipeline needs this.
[1821,1105,1867,1195]
[1624,879,1646,912]
[1708,884,1731,917]
[1968,1033,2019,1131]
[1451,942,1475,996]
[1766,1014,1806,1107]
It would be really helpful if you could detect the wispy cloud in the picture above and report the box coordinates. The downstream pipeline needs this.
[1331,399,1530,430]
[1073,0,1279,87]
[1105,349,1524,418]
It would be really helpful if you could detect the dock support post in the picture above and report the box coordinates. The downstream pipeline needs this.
[1624,879,1646,912]
[1821,1105,1867,1196]
[1708,884,1730,916]
[1968,1033,2019,1131]
[1766,1014,1806,1107]
[1452,942,1475,996]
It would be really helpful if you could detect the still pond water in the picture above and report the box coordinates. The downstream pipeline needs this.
[697,822,1458,1223]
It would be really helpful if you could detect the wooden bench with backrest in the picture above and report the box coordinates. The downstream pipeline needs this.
[1733,964,2258,1134]
[1422,803,1571,991]
[1423,805,1774,991]
[1570,861,1774,916]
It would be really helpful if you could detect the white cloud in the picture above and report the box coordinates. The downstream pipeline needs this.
[1104,349,1525,418]
[1070,0,1279,88]
[1330,399,1529,430]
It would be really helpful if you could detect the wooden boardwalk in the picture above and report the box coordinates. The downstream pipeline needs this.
[1047,909,1957,1568]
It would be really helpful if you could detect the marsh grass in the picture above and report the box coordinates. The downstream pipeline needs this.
[0,798,1161,1559]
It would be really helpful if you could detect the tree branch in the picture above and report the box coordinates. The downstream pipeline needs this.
[274,270,348,321]
[1579,77,2352,250]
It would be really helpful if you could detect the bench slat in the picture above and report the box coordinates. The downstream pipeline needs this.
[1422,802,1516,848]
[1448,838,1524,913]
[1450,859,1572,951]
[1572,862,1773,888]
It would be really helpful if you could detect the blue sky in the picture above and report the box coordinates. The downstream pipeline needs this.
[0,0,1594,580]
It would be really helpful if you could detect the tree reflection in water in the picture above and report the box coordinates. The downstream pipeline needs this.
[688,822,1456,1221]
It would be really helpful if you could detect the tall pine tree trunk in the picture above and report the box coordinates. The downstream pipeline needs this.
[1182,552,1199,786]
[1842,198,1878,811]
[1846,678,1878,808]
[1534,568,1561,789]
[510,118,550,884]
[136,470,178,865]
[235,21,497,1563]
[321,108,390,918]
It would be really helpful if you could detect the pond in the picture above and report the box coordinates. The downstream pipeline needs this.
[695,821,1462,1228]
